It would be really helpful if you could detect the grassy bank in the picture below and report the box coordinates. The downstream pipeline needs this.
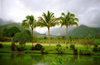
[0,41,100,55]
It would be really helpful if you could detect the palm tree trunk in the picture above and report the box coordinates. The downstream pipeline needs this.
[21,44,23,48]
[31,27,34,46]
[48,26,50,47]
[66,25,68,46]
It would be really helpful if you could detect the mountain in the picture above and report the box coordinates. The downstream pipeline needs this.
[0,20,42,37]
[0,18,13,26]
[46,26,76,36]
[68,25,100,37]
[46,25,100,37]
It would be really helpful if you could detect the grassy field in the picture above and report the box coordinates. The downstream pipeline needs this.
[0,38,100,55]
[0,41,100,55]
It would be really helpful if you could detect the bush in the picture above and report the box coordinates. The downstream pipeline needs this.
[30,46,35,50]
[56,47,65,54]
[56,44,61,47]
[93,45,98,52]
[35,44,43,50]
[0,44,3,48]
[93,47,98,52]
[70,44,75,50]
[79,50,93,55]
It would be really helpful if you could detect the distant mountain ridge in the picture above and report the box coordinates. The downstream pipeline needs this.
[0,19,13,26]
[1,18,100,37]
[46,26,75,36]
[0,19,41,36]
[69,25,100,37]
[46,25,100,37]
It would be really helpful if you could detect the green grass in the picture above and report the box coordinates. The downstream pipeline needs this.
[0,38,100,54]
[0,42,97,54]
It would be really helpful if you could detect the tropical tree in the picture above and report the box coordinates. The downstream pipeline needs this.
[38,11,58,46]
[13,30,33,48]
[22,15,37,34]
[59,12,79,45]
[2,26,20,37]
[22,15,37,46]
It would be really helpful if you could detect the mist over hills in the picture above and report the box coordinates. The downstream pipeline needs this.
[69,25,100,37]
[46,26,75,36]
[0,19,14,26]
[46,25,100,37]
[0,19,41,36]
[1,18,100,37]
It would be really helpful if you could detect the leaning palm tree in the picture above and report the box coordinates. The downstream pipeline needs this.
[38,11,58,46]
[22,15,37,46]
[59,12,79,45]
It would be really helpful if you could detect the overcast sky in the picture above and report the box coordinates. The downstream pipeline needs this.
[0,0,100,33]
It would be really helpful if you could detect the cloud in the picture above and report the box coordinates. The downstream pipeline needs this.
[0,0,100,33]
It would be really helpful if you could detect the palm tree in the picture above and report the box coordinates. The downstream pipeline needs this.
[59,12,79,45]
[38,11,58,46]
[22,15,37,46]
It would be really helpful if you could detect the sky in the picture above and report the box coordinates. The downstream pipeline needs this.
[0,0,100,33]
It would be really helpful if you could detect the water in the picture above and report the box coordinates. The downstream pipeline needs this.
[0,53,100,65]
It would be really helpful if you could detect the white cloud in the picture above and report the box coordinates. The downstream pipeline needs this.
[0,0,100,33]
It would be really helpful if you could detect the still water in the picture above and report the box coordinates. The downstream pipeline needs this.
[0,53,100,65]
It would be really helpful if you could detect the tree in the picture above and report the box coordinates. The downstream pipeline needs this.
[22,15,37,34]
[59,12,79,45]
[38,11,58,46]
[2,26,20,37]
[22,15,37,46]
[13,30,33,48]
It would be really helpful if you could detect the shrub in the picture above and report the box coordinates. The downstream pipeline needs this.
[35,44,43,50]
[40,47,48,54]
[56,44,61,47]
[98,47,100,51]
[44,36,47,39]
[93,45,98,52]
[79,50,93,55]
[56,47,65,54]
[30,46,35,50]
[70,44,75,50]
[0,44,3,48]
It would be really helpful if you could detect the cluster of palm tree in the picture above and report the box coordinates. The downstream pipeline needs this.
[22,11,79,47]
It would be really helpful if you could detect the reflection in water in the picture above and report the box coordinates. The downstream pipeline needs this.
[94,56,100,65]
[0,53,100,65]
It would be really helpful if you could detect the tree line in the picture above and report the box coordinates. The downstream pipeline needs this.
[21,11,79,46]
[2,11,79,49]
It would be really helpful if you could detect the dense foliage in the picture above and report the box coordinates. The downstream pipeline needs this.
[56,44,61,47]
[2,26,20,37]
[68,25,100,37]
[13,30,33,45]
[70,44,75,49]
[35,44,43,50]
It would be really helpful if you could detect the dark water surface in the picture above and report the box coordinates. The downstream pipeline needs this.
[0,53,100,65]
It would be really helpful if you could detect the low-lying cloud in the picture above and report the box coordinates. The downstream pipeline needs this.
[0,0,100,33]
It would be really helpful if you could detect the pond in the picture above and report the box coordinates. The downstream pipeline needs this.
[0,53,100,65]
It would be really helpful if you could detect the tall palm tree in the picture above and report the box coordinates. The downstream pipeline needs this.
[59,12,79,45]
[38,11,58,46]
[22,15,37,46]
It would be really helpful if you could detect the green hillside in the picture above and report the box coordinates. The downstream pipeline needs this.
[47,25,100,37]
[68,25,100,37]
[46,26,75,36]
[0,23,42,37]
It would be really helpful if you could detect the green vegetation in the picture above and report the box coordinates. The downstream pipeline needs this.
[59,12,79,45]
[69,25,100,37]
[2,26,20,37]
[0,11,100,57]
[38,11,59,46]
[13,30,33,48]
[22,15,37,34]
[35,44,43,50]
